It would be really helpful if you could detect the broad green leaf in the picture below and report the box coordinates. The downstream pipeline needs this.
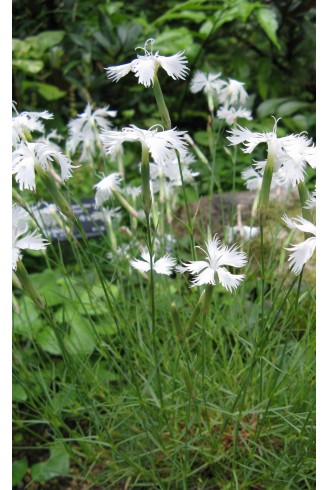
[12,383,28,402]
[12,59,44,74]
[36,31,65,52]
[29,270,63,307]
[152,0,207,25]
[13,297,43,337]
[31,444,69,482]
[37,84,66,101]
[37,328,63,356]
[255,7,281,50]
[12,38,31,57]
[158,10,206,23]
[77,283,118,315]
[63,60,81,75]
[194,131,209,147]
[22,82,66,101]
[277,100,310,117]
[282,116,309,133]
[257,97,290,119]
[61,305,96,355]
[66,321,96,355]
[291,114,309,131]
[155,29,196,56]
[12,457,28,486]
[97,320,117,337]
[257,59,272,100]
[199,19,214,37]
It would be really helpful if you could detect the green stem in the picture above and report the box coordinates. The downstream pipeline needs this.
[146,213,163,407]
[112,189,140,220]
[298,181,313,223]
[153,74,171,130]
[141,144,152,217]
[259,149,275,213]
[14,260,45,311]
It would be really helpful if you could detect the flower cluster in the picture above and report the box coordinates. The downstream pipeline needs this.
[67,104,117,162]
[190,72,252,124]
[130,235,248,292]
[12,109,53,148]
[12,141,77,191]
[227,119,316,187]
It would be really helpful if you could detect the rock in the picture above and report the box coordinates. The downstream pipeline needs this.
[172,187,299,240]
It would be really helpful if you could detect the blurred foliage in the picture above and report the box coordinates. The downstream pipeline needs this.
[13,0,315,137]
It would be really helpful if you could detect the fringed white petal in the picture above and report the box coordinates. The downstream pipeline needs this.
[226,125,267,154]
[285,237,316,275]
[216,244,248,268]
[105,62,133,82]
[12,155,36,191]
[241,166,262,191]
[130,257,151,273]
[190,71,208,93]
[216,267,245,292]
[154,255,177,275]
[94,173,122,208]
[131,58,156,87]
[180,260,209,274]
[15,231,48,251]
[157,51,189,80]
[191,266,216,287]
[282,215,316,236]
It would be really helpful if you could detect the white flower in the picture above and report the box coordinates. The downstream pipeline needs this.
[67,103,116,161]
[190,71,225,94]
[105,38,189,87]
[305,189,316,209]
[130,249,177,275]
[227,225,260,243]
[150,152,198,187]
[12,205,49,270]
[94,173,123,208]
[219,78,248,106]
[90,206,122,222]
[177,235,247,291]
[107,243,132,261]
[29,202,65,229]
[282,214,316,275]
[241,165,287,191]
[101,124,188,167]
[12,142,77,191]
[124,185,142,199]
[216,106,252,125]
[227,119,316,187]
[12,110,53,148]
[35,130,64,153]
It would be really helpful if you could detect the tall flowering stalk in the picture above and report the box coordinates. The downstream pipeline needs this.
[104,41,191,404]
